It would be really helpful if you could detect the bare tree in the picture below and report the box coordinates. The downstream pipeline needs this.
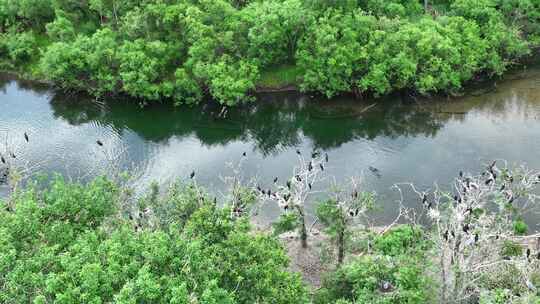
[412,162,540,303]
[258,150,327,248]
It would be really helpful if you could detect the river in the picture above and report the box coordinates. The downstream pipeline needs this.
[2,68,540,227]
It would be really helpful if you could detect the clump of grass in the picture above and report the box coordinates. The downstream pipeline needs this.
[257,64,303,89]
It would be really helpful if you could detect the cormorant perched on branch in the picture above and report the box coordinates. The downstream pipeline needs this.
[24,132,29,142]
[96,140,104,146]
[190,171,195,179]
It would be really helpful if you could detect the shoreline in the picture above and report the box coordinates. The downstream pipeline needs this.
[2,55,540,106]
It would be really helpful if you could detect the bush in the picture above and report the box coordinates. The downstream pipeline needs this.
[513,219,528,235]
[373,225,427,256]
[314,255,431,304]
[5,31,37,64]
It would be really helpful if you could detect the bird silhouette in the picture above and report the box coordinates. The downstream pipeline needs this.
[190,171,195,179]
[273,177,278,183]
[242,152,247,157]
[308,183,312,190]
[9,152,15,159]
[96,140,104,146]
[325,153,329,163]
[296,149,301,155]
[24,132,29,142]
[286,180,291,189]
[0,155,5,164]
[320,164,324,171]
[295,175,302,182]
[308,162,313,172]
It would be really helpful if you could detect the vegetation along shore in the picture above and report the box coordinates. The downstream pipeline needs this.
[1,0,540,105]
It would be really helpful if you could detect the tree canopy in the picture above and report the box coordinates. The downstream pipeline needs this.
[1,0,538,105]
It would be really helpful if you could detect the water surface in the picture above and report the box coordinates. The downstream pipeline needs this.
[2,69,540,226]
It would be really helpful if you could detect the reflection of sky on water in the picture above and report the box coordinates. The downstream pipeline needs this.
[2,69,540,227]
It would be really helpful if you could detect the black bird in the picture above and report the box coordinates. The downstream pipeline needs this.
[527,248,531,258]
[295,175,302,182]
[9,152,15,159]
[320,163,324,171]
[451,231,456,238]
[354,208,359,216]
[459,171,464,178]
[242,152,247,157]
[267,189,272,197]
[190,171,195,179]
[308,162,313,172]
[463,224,470,233]
[96,140,104,146]
[296,149,301,155]
[443,230,449,241]
[488,160,497,173]
[474,233,479,243]
[325,153,329,163]
[421,193,428,207]
[349,210,354,217]
[24,132,29,142]
[286,180,291,189]
[257,186,262,192]
[274,177,278,183]
[1,155,5,164]
[308,183,312,190]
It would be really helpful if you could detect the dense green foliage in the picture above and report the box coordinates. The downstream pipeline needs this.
[1,0,539,105]
[0,177,308,303]
[314,225,432,304]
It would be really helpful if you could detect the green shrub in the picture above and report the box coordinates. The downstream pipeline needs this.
[314,255,431,304]
[501,240,523,257]
[373,225,427,256]
[513,219,528,235]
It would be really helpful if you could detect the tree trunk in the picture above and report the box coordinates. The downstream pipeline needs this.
[337,226,345,266]
[297,206,308,248]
